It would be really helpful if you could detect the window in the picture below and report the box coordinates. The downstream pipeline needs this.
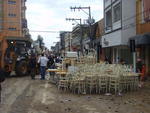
[105,0,111,8]
[143,0,150,22]
[8,0,16,4]
[105,0,109,3]
[105,0,111,3]
[8,13,16,17]
[8,27,16,31]
[113,3,121,23]
[105,9,112,30]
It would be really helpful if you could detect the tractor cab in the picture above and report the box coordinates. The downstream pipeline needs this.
[0,37,31,76]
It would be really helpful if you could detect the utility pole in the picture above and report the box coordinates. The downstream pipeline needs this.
[70,6,92,49]
[66,18,81,25]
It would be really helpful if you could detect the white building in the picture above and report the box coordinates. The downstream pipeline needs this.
[102,0,136,63]
[64,32,72,52]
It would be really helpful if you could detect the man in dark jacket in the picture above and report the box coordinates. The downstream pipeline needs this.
[0,68,5,102]
[29,54,37,79]
[48,55,54,68]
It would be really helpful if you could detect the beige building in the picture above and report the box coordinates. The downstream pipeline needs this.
[64,32,72,52]
[135,0,150,75]
[0,0,29,39]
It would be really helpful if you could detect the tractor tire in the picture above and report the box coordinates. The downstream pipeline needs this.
[16,60,28,76]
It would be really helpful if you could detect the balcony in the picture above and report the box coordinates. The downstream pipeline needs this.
[22,6,27,10]
[22,19,27,28]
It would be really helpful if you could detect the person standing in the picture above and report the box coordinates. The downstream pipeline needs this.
[136,58,142,81]
[29,54,37,79]
[0,68,5,103]
[48,55,54,68]
[38,53,49,80]
[140,64,146,87]
[136,58,142,73]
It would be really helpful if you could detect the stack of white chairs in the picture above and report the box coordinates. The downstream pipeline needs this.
[57,63,139,94]
[58,79,69,92]
[108,75,120,94]
[85,76,98,94]
[98,75,108,93]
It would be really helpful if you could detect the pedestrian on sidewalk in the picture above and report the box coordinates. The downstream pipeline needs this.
[29,53,37,79]
[139,64,146,87]
[38,53,49,80]
[136,58,142,81]
[0,67,5,103]
[136,58,142,73]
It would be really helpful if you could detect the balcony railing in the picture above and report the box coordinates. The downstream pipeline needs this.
[22,19,27,28]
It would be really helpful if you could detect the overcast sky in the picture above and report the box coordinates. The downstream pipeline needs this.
[26,0,103,49]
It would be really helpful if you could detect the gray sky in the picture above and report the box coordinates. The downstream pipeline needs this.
[26,0,103,49]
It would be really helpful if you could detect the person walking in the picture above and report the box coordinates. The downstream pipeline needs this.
[139,64,146,87]
[0,67,5,103]
[29,54,37,79]
[136,58,142,73]
[38,53,49,80]
[48,55,55,68]
[47,55,56,80]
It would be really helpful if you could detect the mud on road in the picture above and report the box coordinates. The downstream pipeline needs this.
[0,76,150,113]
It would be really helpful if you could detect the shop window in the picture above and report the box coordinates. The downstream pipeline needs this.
[143,0,150,22]
[8,27,16,31]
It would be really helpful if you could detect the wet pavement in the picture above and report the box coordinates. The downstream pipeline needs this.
[0,76,150,113]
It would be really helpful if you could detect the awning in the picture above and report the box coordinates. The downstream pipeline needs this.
[7,37,32,44]
[130,33,150,45]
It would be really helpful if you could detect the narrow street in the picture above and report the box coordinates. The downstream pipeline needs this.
[0,76,150,113]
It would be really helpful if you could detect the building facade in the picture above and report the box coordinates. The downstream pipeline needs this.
[0,0,29,39]
[53,42,60,56]
[94,19,104,62]
[0,0,3,32]
[60,31,71,57]
[102,0,136,64]
[132,0,150,75]
[64,32,72,52]
[71,25,82,52]
[71,24,89,56]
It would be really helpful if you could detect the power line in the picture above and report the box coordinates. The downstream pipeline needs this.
[30,30,60,33]
[0,28,62,33]
[0,8,149,34]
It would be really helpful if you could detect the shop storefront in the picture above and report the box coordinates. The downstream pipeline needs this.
[131,33,150,75]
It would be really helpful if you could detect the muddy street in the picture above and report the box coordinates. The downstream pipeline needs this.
[0,76,150,113]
